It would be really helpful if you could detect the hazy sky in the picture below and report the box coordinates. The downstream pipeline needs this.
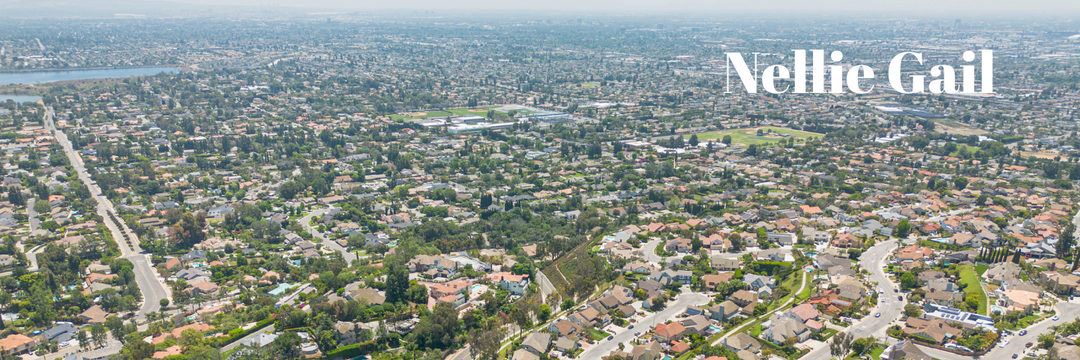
[159,0,1080,13]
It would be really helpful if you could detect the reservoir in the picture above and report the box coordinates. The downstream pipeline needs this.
[0,66,178,86]
[0,95,42,103]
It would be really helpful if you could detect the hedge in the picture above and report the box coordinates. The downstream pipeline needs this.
[220,317,275,346]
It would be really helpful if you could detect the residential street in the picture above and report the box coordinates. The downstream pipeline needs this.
[45,107,171,321]
[803,239,901,360]
[299,208,359,265]
[580,292,710,359]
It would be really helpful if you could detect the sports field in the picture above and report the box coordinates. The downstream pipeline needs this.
[688,126,822,145]
[389,106,543,121]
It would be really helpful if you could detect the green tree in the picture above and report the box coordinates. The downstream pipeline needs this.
[688,134,699,147]
[900,272,918,290]
[539,304,552,321]
[385,263,410,304]
[953,177,969,190]
[91,323,107,348]
[33,199,50,215]
[895,220,912,239]
[850,337,874,356]
[722,135,732,145]
[120,340,154,360]
[414,301,460,349]
[903,304,922,318]
[105,315,125,344]
[77,330,89,351]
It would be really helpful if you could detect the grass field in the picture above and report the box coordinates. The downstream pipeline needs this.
[959,264,989,315]
[688,126,822,145]
[389,107,495,121]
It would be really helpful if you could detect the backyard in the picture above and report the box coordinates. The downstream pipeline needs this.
[959,264,989,315]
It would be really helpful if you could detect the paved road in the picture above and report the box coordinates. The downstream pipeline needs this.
[299,208,359,265]
[27,196,41,232]
[45,107,170,320]
[711,270,810,346]
[581,292,710,359]
[803,239,902,360]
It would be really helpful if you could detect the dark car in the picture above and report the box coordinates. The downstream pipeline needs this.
[1012,354,1018,359]
[894,288,899,293]
[628,325,634,329]
[899,296,903,301]
[607,335,613,340]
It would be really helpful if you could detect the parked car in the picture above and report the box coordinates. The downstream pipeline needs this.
[1053,315,1060,321]
[607,336,613,340]
[1026,342,1033,348]
[1000,340,1010,348]
[1019,330,1027,336]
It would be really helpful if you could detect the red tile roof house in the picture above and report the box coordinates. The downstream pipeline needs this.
[653,321,686,343]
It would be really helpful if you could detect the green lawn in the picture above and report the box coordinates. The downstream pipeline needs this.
[750,324,764,338]
[975,264,989,276]
[389,106,508,121]
[688,126,822,145]
[869,345,887,360]
[959,264,989,315]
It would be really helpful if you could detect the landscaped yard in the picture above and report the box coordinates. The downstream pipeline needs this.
[975,264,989,276]
[589,329,610,341]
[959,264,989,315]
[750,324,764,337]
[688,126,822,145]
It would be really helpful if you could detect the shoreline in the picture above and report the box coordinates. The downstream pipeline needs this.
[0,64,182,74]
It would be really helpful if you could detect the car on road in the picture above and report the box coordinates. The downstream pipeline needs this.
[607,336,613,340]
[1019,330,1027,336]
[1012,354,1018,359]
[898,296,903,301]
[875,312,881,318]
[628,325,634,329]
[877,288,884,294]
[1054,315,1060,321]
[1026,342,1033,348]
[894,288,899,293]
[634,332,640,336]
[1000,340,1010,348]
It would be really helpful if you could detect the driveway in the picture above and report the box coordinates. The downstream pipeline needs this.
[579,292,710,359]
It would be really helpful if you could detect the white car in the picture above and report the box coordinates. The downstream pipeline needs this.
[1053,315,1060,321]
[1000,340,1010,348]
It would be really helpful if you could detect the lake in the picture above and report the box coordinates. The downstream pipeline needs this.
[0,66,178,86]
[0,95,42,103]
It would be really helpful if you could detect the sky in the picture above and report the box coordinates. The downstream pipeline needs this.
[155,0,1080,13]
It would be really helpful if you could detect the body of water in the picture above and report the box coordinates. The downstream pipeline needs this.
[0,66,178,85]
[0,95,42,103]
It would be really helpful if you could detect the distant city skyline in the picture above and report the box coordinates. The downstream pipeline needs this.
[157,0,1080,13]
[3,0,1080,17]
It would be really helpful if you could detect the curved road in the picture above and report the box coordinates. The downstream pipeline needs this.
[581,292,711,359]
[712,270,810,346]
[299,208,358,265]
[45,107,170,320]
[803,239,902,359]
